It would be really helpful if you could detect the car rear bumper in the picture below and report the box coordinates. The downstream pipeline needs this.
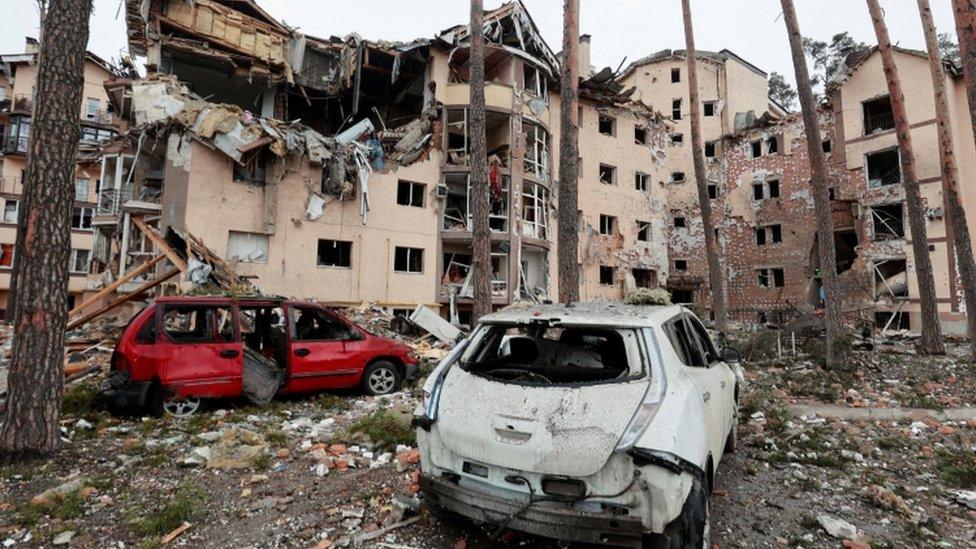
[420,474,645,547]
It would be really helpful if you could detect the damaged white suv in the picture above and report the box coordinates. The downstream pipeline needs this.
[413,303,741,548]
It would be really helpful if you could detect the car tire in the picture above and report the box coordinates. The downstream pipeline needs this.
[655,477,710,549]
[724,421,737,454]
[362,361,402,396]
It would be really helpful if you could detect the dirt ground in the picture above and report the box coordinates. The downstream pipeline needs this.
[3,338,976,548]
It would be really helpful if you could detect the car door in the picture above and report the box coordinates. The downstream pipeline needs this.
[155,303,243,398]
[683,314,736,458]
[284,304,360,393]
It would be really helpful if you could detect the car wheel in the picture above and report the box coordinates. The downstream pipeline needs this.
[657,477,710,549]
[724,421,737,454]
[362,361,402,396]
[163,396,203,417]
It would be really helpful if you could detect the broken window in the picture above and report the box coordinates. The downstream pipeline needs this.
[633,268,656,288]
[635,171,649,191]
[707,183,718,200]
[2,200,18,225]
[443,174,469,231]
[670,288,693,303]
[290,307,356,342]
[875,311,910,331]
[822,140,832,153]
[672,99,682,120]
[755,227,767,246]
[773,268,785,287]
[770,224,782,243]
[521,182,548,239]
[317,239,352,268]
[447,109,469,164]
[871,203,905,240]
[599,214,617,235]
[489,176,510,232]
[636,220,650,242]
[874,259,908,299]
[828,187,836,200]
[397,180,425,208]
[834,230,859,274]
[671,133,684,144]
[756,224,782,245]
[233,152,269,186]
[768,179,781,198]
[757,269,769,287]
[74,178,90,202]
[752,183,764,200]
[162,306,230,344]
[599,164,617,185]
[523,64,548,100]
[599,266,615,285]
[598,115,616,136]
[674,259,688,271]
[673,216,686,228]
[69,249,90,274]
[703,101,716,117]
[671,172,686,184]
[867,148,901,188]
[766,135,780,154]
[704,141,716,158]
[394,247,424,273]
[85,98,100,120]
[634,126,648,145]
[863,96,895,135]
[523,121,549,180]
[0,243,14,267]
[671,67,681,83]
[71,207,93,230]
[751,140,762,158]
[228,231,270,264]
[5,115,29,154]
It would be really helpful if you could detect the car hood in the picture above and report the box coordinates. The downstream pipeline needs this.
[432,368,649,477]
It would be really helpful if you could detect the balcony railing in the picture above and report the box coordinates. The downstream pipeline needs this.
[865,111,895,135]
[97,187,134,216]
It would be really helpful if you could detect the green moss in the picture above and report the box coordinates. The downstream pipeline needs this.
[62,383,100,417]
[128,483,206,537]
[346,410,415,451]
[935,447,976,488]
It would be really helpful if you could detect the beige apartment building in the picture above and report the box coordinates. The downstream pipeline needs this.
[0,38,122,318]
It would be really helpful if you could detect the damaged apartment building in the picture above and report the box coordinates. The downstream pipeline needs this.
[26,0,975,334]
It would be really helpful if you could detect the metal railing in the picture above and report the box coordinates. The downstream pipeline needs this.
[96,187,134,216]
[865,111,895,134]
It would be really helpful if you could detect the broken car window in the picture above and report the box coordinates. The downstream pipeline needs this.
[162,306,232,343]
[459,324,643,385]
[289,307,356,342]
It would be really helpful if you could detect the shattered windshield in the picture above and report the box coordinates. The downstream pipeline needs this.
[459,323,645,385]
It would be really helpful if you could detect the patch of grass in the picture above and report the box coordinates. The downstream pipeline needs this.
[877,435,908,450]
[13,503,44,526]
[800,514,819,529]
[935,447,976,488]
[62,383,100,417]
[346,410,415,451]
[128,483,206,537]
[141,447,169,469]
[318,393,353,411]
[180,414,213,433]
[262,428,289,447]
[51,490,86,520]
[252,453,272,471]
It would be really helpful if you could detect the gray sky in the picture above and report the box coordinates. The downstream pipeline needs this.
[0,0,960,90]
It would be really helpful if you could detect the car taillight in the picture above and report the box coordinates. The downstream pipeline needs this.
[616,327,668,451]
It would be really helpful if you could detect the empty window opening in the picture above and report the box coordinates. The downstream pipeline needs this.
[523,120,549,179]
[599,266,616,285]
[598,115,616,136]
[636,220,651,242]
[768,179,781,198]
[751,140,762,158]
[752,182,764,200]
[707,183,718,200]
[674,259,688,271]
[671,171,686,184]
[599,164,617,185]
[397,180,425,208]
[394,246,424,273]
[71,207,93,230]
[671,133,684,144]
[766,135,780,154]
[634,126,648,145]
[228,231,269,264]
[703,101,716,117]
[233,151,270,186]
[673,216,687,228]
[875,310,910,331]
[522,181,549,239]
[871,203,905,240]
[670,288,693,303]
[867,148,901,188]
[834,229,859,274]
[755,227,766,246]
[822,140,832,153]
[863,96,895,135]
[704,141,716,158]
[756,224,782,245]
[446,108,468,164]
[874,259,908,299]
[599,214,617,235]
[757,268,785,288]
[524,64,548,99]
[635,171,649,191]
[162,305,232,344]
[443,173,469,231]
[671,68,681,83]
[773,268,785,287]
[69,249,90,274]
[317,239,352,267]
[633,268,656,288]
[0,243,13,267]
[828,187,836,200]
[672,99,682,120]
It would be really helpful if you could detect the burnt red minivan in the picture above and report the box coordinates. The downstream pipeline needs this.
[100,296,419,416]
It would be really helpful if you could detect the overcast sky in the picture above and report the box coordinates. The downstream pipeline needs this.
[0,0,961,89]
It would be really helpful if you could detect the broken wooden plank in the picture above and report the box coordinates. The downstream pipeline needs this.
[67,268,181,330]
[161,522,191,544]
[132,217,189,272]
[68,254,166,317]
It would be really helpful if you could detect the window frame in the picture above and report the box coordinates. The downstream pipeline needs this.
[317,239,353,268]
[394,246,424,274]
[396,180,426,208]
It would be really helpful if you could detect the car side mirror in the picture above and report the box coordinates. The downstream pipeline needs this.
[722,346,742,364]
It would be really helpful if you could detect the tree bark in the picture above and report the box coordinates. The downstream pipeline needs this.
[0,0,92,460]
[779,0,843,369]
[557,0,580,303]
[867,0,945,355]
[919,0,976,360]
[682,0,726,332]
[468,0,491,323]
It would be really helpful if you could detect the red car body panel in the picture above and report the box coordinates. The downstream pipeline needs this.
[110,296,418,402]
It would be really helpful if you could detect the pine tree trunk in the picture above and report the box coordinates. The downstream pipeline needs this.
[779,0,842,369]
[682,0,727,332]
[557,0,581,303]
[468,0,491,323]
[0,0,92,460]
[919,0,976,360]
[867,0,945,355]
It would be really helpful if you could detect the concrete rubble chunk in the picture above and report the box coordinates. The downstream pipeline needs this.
[817,514,858,539]
[409,305,461,344]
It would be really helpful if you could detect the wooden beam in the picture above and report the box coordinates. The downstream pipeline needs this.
[66,268,181,331]
[68,254,166,317]
[131,217,188,272]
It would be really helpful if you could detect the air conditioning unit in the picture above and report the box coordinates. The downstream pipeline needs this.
[435,184,448,199]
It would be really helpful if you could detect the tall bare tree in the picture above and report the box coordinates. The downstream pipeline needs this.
[866,0,945,355]
[469,0,491,323]
[557,0,581,303]
[1,0,93,460]
[682,0,726,331]
[919,0,976,360]
[779,0,843,368]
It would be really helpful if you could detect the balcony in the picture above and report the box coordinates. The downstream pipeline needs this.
[96,187,134,216]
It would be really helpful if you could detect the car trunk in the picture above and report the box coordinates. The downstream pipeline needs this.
[433,368,649,477]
